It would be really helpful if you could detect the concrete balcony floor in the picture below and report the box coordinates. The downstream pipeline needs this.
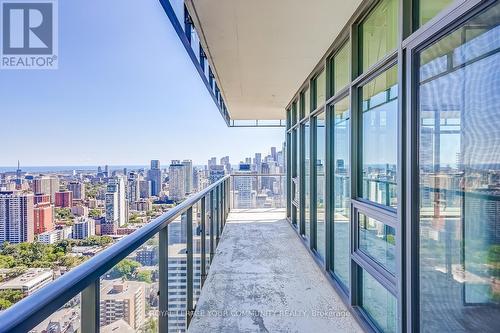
[189,208,363,333]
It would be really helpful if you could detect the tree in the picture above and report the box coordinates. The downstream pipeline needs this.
[88,209,102,219]
[0,290,24,310]
[0,255,14,268]
[110,259,141,280]
[136,270,152,284]
[55,207,73,221]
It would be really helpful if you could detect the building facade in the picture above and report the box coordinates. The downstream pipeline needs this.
[0,191,34,243]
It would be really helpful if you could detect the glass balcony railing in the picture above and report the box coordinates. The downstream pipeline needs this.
[0,176,230,333]
[230,174,285,209]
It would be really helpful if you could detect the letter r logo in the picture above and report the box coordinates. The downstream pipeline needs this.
[2,2,53,55]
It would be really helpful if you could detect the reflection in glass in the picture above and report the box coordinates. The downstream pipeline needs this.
[333,96,350,289]
[304,87,311,118]
[418,4,500,332]
[315,112,326,260]
[315,69,326,109]
[304,121,311,239]
[418,0,454,27]
[360,0,398,71]
[333,41,350,95]
[361,66,398,208]
[361,269,397,333]
[359,214,396,274]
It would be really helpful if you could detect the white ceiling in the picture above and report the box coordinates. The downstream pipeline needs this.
[186,0,362,120]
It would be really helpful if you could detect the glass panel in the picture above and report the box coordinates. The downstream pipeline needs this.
[418,0,454,27]
[292,127,299,228]
[333,96,350,289]
[292,101,298,126]
[334,41,350,95]
[168,216,188,332]
[361,65,398,208]
[315,112,326,260]
[304,87,311,118]
[192,205,202,309]
[304,121,311,239]
[100,236,159,332]
[31,296,81,332]
[361,269,397,333]
[360,0,398,71]
[315,69,326,109]
[358,213,396,274]
[418,4,500,332]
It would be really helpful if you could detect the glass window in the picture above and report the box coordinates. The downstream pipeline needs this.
[360,0,398,71]
[292,128,299,228]
[358,213,396,274]
[292,101,298,126]
[333,41,350,95]
[304,120,311,239]
[333,96,350,289]
[361,65,398,208]
[286,108,291,129]
[418,4,500,332]
[303,87,311,118]
[315,112,326,260]
[315,69,326,109]
[361,269,397,333]
[418,0,454,27]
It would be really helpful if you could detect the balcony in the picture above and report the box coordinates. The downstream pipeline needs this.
[188,208,362,332]
[0,175,362,333]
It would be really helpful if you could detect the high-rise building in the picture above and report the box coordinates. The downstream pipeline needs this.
[33,196,54,235]
[169,161,186,201]
[72,217,95,239]
[99,281,146,330]
[105,177,127,228]
[0,191,34,243]
[67,181,85,201]
[15,161,22,190]
[220,156,231,173]
[33,176,59,203]
[271,147,277,161]
[207,157,217,169]
[55,191,73,208]
[182,160,193,195]
[234,164,253,208]
[138,180,151,199]
[208,165,225,184]
[127,172,140,203]
[147,160,162,196]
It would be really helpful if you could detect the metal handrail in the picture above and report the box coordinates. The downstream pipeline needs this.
[0,175,230,333]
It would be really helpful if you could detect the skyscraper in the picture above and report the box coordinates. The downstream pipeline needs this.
[169,161,186,201]
[72,217,95,239]
[147,160,162,196]
[182,160,193,195]
[105,177,127,228]
[0,191,34,243]
[234,164,253,208]
[33,176,59,203]
[67,181,85,201]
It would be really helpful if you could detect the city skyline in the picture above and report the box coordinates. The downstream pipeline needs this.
[0,0,284,167]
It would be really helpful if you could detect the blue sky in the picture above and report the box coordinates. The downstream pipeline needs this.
[0,0,284,167]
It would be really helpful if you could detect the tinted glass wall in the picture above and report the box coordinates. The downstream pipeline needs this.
[417,3,500,332]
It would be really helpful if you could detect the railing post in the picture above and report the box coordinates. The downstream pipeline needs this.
[186,208,194,326]
[215,186,220,245]
[159,226,168,332]
[201,197,206,285]
[210,190,215,262]
[81,279,100,333]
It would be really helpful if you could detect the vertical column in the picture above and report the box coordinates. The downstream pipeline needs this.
[210,191,215,262]
[81,279,100,333]
[215,186,220,245]
[200,197,206,285]
[159,227,168,332]
[186,208,194,326]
